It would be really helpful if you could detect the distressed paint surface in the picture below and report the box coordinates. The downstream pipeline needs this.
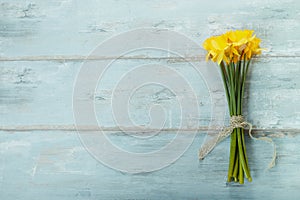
[0,0,299,57]
[1,0,300,199]
[0,130,299,200]
[1,57,300,128]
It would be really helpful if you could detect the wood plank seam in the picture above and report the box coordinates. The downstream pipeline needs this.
[0,125,299,134]
[0,55,299,62]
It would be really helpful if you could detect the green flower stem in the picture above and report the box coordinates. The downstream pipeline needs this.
[227,129,237,181]
[239,155,244,184]
[227,63,238,182]
[233,150,239,182]
[229,63,237,115]
[237,128,251,180]
[240,65,249,182]
[241,128,250,174]
[240,59,251,114]
[240,58,252,182]
[235,61,241,97]
[220,62,230,109]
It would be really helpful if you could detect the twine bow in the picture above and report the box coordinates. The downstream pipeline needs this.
[199,115,276,169]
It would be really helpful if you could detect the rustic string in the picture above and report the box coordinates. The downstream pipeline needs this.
[199,115,276,169]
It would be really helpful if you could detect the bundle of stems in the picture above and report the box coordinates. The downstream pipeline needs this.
[219,56,252,184]
[203,30,262,184]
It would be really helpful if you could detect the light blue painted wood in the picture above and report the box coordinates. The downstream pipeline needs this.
[1,0,300,199]
[1,57,300,129]
[0,0,299,57]
[0,130,299,200]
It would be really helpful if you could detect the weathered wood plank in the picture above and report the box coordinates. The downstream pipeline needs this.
[0,130,299,199]
[1,57,300,129]
[0,0,299,58]
[0,0,299,199]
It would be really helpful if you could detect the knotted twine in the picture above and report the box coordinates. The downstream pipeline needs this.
[199,115,276,169]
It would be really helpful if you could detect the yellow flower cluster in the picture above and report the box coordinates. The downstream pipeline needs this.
[203,30,262,65]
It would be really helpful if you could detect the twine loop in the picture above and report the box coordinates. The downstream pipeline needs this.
[199,115,276,169]
[230,115,247,129]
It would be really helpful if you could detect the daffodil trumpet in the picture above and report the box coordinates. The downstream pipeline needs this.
[203,30,262,184]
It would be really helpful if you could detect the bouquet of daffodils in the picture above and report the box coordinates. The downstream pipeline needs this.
[202,30,262,184]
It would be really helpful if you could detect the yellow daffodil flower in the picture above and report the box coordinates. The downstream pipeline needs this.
[201,29,264,185]
[203,30,262,64]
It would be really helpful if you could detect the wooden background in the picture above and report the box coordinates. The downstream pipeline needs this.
[1,0,300,199]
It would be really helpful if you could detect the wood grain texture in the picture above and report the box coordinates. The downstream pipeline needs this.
[1,57,300,129]
[0,130,299,200]
[0,0,299,58]
[1,0,300,199]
